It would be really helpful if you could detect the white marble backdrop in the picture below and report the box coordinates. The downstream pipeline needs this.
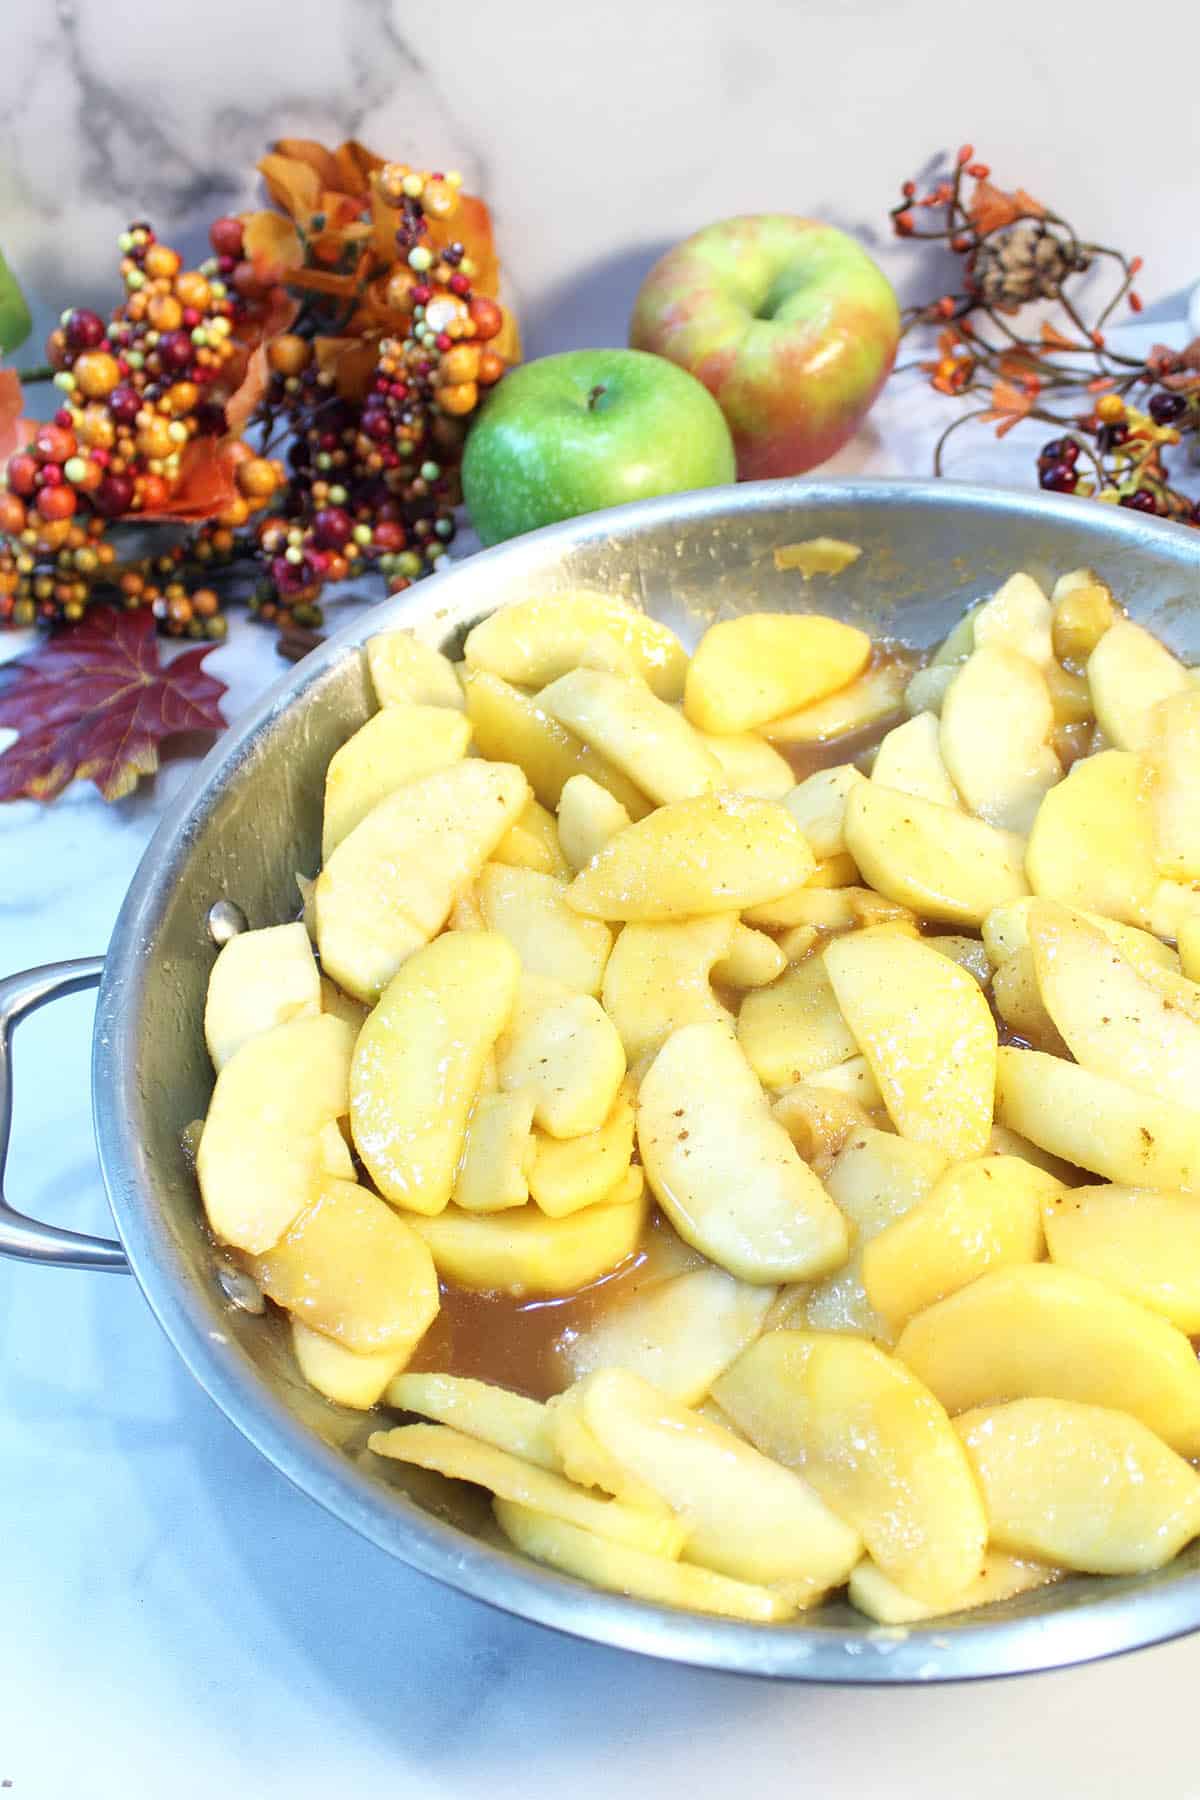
[2,0,1197,366]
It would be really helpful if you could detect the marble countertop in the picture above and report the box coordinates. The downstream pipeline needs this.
[4,317,1200,1798]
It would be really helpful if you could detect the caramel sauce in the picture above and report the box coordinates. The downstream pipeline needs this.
[405,1209,692,1401]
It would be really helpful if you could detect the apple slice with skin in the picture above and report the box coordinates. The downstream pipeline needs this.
[895,1263,1200,1455]
[350,931,520,1214]
[463,589,688,700]
[197,1012,356,1254]
[250,1176,439,1355]
[541,668,721,807]
[1027,900,1200,1111]
[843,781,1029,927]
[684,613,871,735]
[713,1331,988,1607]
[824,928,997,1160]
[956,1399,1200,1574]
[637,1021,850,1284]
[494,1500,796,1622]
[315,759,530,1002]
[563,1368,861,1597]
[566,791,815,921]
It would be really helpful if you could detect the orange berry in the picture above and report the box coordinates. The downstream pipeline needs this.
[267,333,313,377]
[163,381,199,416]
[144,244,181,280]
[78,405,116,449]
[422,178,458,220]
[74,351,122,399]
[437,380,479,416]
[136,417,175,460]
[235,456,279,500]
[191,587,219,617]
[1096,394,1126,423]
[477,349,505,386]
[174,271,211,311]
[385,268,415,312]
[0,492,27,534]
[46,327,69,370]
[439,344,480,384]
[218,497,250,527]
[35,484,77,522]
[148,293,183,332]
[139,475,170,510]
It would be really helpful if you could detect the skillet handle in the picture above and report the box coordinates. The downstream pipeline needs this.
[0,958,128,1272]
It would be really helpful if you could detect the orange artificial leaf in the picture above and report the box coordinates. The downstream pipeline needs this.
[968,181,1021,236]
[0,606,227,803]
[988,378,1035,417]
[0,369,30,464]
[258,151,323,221]
[1041,321,1084,352]
[1012,189,1046,218]
[138,439,242,523]
[313,335,381,401]
[242,210,304,285]
[272,138,345,192]
[997,349,1040,381]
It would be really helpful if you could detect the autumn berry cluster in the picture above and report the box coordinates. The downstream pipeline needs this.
[892,145,1200,525]
[0,140,517,636]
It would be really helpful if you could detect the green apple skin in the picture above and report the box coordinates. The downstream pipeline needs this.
[461,348,737,546]
[630,215,900,481]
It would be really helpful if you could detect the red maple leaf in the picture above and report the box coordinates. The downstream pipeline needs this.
[0,606,227,802]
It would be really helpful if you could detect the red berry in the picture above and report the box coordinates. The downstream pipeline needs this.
[109,385,140,424]
[363,409,392,441]
[448,272,471,297]
[411,285,432,305]
[1120,488,1159,513]
[65,308,106,351]
[312,506,353,549]
[209,215,245,259]
[373,520,405,551]
[467,296,503,341]
[35,423,77,464]
[35,482,77,520]
[93,472,135,517]
[1038,438,1079,467]
[1149,392,1186,425]
[38,463,63,486]
[159,330,194,372]
[1038,462,1077,493]
[6,453,38,497]
[54,407,74,429]
[181,307,201,330]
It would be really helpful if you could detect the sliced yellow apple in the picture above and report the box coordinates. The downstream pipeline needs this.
[540,667,719,807]
[848,1551,1061,1625]
[844,781,1029,927]
[453,1090,536,1214]
[291,1320,414,1411]
[555,773,631,872]
[528,1086,636,1217]
[386,1372,560,1471]
[463,590,688,700]
[737,950,858,1088]
[698,727,795,800]
[996,1045,1200,1189]
[365,629,465,710]
[462,668,649,817]
[711,923,786,990]
[684,612,870,735]
[637,1021,849,1284]
[780,764,867,859]
[321,703,471,859]
[1042,1184,1200,1332]
[491,797,571,879]
[478,861,612,996]
[940,646,1061,833]
[871,711,961,809]
[204,920,321,1071]
[762,660,908,745]
[1087,618,1191,751]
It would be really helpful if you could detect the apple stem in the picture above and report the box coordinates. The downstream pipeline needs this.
[587,384,607,411]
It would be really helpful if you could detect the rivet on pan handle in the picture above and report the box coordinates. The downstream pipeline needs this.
[0,958,127,1271]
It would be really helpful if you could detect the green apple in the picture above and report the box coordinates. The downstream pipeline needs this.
[461,348,736,546]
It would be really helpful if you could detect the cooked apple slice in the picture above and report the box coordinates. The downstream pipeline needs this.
[996,1045,1200,1189]
[1025,748,1156,927]
[197,1013,356,1253]
[925,934,991,987]
[478,862,613,996]
[204,920,321,1071]
[315,760,530,1002]
[684,613,870,735]
[714,1331,987,1607]
[982,896,1178,971]
[844,782,1028,927]
[540,668,719,807]
[368,1422,686,1558]
[250,1175,439,1354]
[862,1155,1055,1331]
[638,1021,849,1283]
[453,1091,536,1214]
[780,764,867,858]
[463,589,688,700]
[555,774,632,872]
[896,1262,1200,1454]
[1087,618,1191,750]
[956,1399,1200,1574]
[366,629,465,710]
[940,647,1061,833]
[737,951,858,1089]
[562,1265,776,1405]
[1042,1184,1200,1332]
[698,728,795,800]
[409,1166,646,1294]
[807,1055,884,1107]
[1146,690,1200,880]
[566,1368,861,1596]
[316,1120,355,1180]
[1051,573,1117,666]
[770,1081,874,1167]
[350,931,519,1213]
[386,1372,560,1470]
[971,572,1054,665]
[321,703,471,859]
[848,1552,1061,1625]
[762,660,907,745]
[528,1087,636,1217]
[290,1321,414,1411]
[492,797,571,879]
[871,711,961,809]
[603,914,735,1064]
[497,986,626,1137]
[712,923,786,990]
[494,1499,795,1622]
[904,663,957,716]
[991,948,1069,1056]
[1027,900,1200,1111]
[824,928,997,1159]
[462,668,649,817]
[566,791,815,921]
